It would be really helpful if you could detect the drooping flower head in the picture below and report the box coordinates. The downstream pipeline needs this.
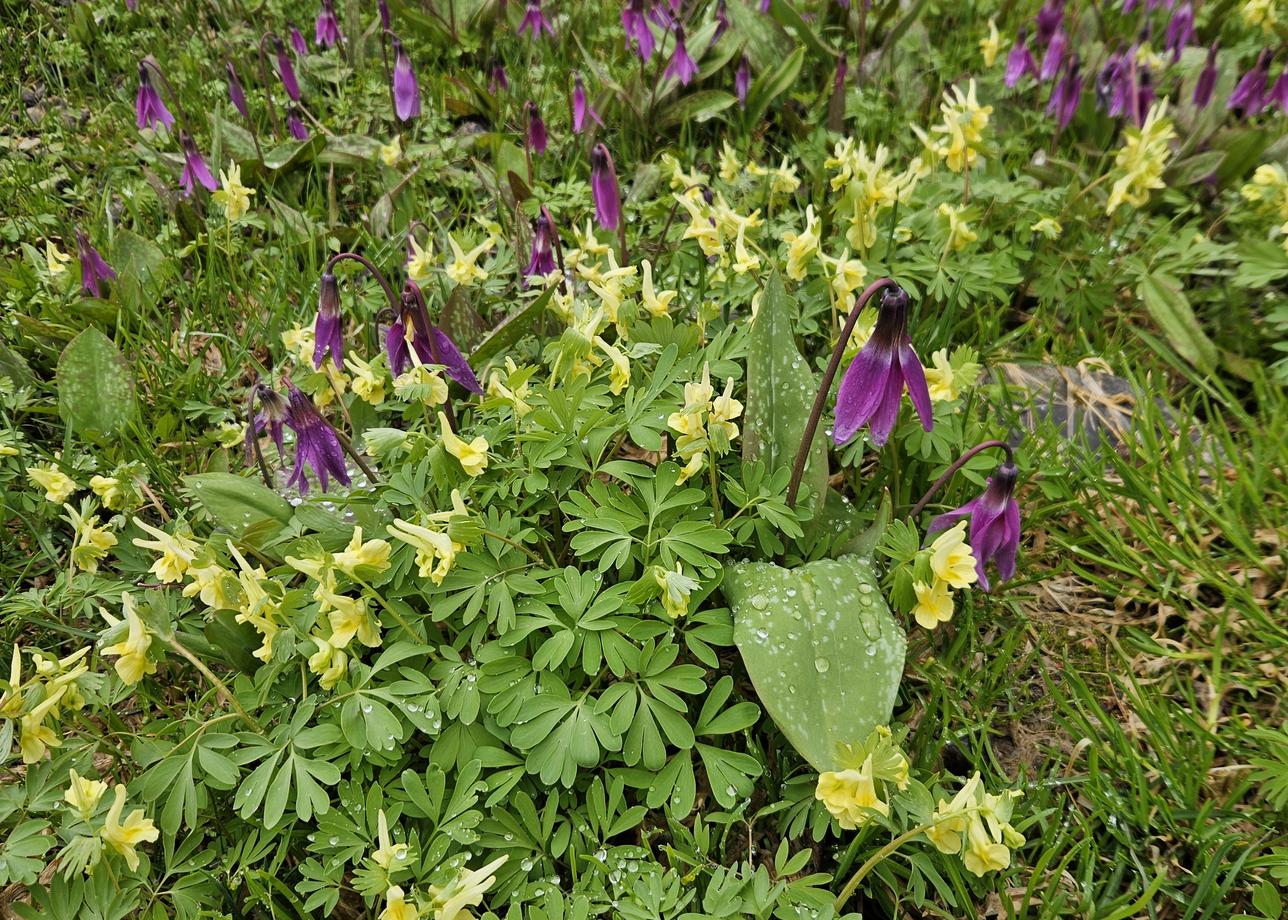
[1004,29,1038,87]
[1034,0,1064,46]
[250,382,289,456]
[489,59,509,93]
[833,285,933,447]
[1039,27,1067,81]
[525,100,548,153]
[1193,42,1219,108]
[1270,65,1288,114]
[378,0,391,30]
[714,0,730,42]
[386,282,482,393]
[283,380,351,494]
[315,0,343,48]
[590,143,621,231]
[519,0,555,39]
[135,62,174,131]
[664,25,699,85]
[525,208,557,281]
[929,460,1021,591]
[274,36,302,102]
[391,37,421,121]
[225,62,249,119]
[1047,56,1082,129]
[288,22,309,55]
[76,230,116,298]
[178,132,217,197]
[1165,2,1195,61]
[622,0,655,59]
[572,72,603,133]
[313,271,342,369]
[1229,49,1272,116]
[735,54,751,104]
[1096,47,1125,114]
[287,106,310,140]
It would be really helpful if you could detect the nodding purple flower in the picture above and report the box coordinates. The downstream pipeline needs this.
[833,285,932,447]
[1270,66,1288,114]
[1192,42,1218,108]
[391,37,421,121]
[126,0,137,10]
[284,381,350,494]
[135,63,174,131]
[572,73,603,133]
[1229,50,1272,116]
[315,0,343,48]
[929,460,1021,592]
[274,37,302,102]
[1035,0,1064,47]
[525,100,548,153]
[834,51,848,94]
[178,133,217,197]
[519,0,555,39]
[1047,56,1082,129]
[1097,47,1125,113]
[250,383,289,457]
[525,208,557,281]
[76,230,116,298]
[1040,28,1067,81]
[590,143,621,232]
[489,60,509,94]
[649,1,676,28]
[288,22,309,56]
[430,324,482,393]
[313,271,342,370]
[1133,67,1155,124]
[287,107,310,139]
[378,0,391,30]
[386,283,483,393]
[759,0,770,12]
[1165,1,1194,62]
[226,62,249,119]
[735,54,751,105]
[664,26,699,85]
[622,0,655,59]
[714,0,730,43]
[1005,30,1038,87]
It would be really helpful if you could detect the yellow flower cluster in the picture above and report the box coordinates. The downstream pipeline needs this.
[1240,163,1288,256]
[1106,101,1176,215]
[1241,0,1279,32]
[2,644,91,764]
[652,562,699,619]
[212,161,255,222]
[388,489,473,586]
[929,80,992,174]
[63,501,117,573]
[925,772,1025,876]
[487,357,534,417]
[28,462,77,503]
[666,364,743,483]
[347,353,389,405]
[938,203,977,253]
[814,726,910,829]
[228,542,286,663]
[911,522,978,630]
[674,186,764,278]
[60,770,160,873]
[923,347,981,403]
[826,139,917,252]
[101,593,159,685]
[445,233,497,288]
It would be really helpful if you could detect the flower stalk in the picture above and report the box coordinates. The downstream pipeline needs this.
[908,439,1013,519]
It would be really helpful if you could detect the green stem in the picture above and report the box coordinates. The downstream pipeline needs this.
[167,636,263,732]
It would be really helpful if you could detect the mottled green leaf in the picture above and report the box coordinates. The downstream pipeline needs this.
[56,328,135,441]
[184,472,293,540]
[1138,272,1218,372]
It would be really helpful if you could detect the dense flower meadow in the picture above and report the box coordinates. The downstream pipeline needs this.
[2,0,1286,917]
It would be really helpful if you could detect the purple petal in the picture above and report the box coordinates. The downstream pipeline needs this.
[833,343,893,445]
[898,343,933,432]
[431,326,483,394]
[867,361,907,446]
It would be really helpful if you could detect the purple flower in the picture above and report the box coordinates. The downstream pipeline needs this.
[834,51,849,94]
[275,38,302,102]
[135,63,174,131]
[178,133,217,197]
[525,100,548,153]
[1040,28,1067,81]
[76,230,116,298]
[1096,48,1125,113]
[1047,56,1082,129]
[525,208,557,280]
[572,73,603,133]
[429,326,482,394]
[929,461,1020,591]
[315,0,343,48]
[519,0,555,39]
[1005,30,1038,87]
[1133,67,1155,124]
[378,0,391,30]
[226,62,249,119]
[490,60,509,94]
[251,383,289,457]
[759,0,770,11]
[287,107,310,139]
[288,22,309,56]
[735,54,751,105]
[392,37,421,121]
[1229,50,1272,116]
[284,381,350,494]
[622,0,655,59]
[833,285,932,447]
[664,26,699,85]
[313,271,342,369]
[1270,66,1288,114]
[1035,0,1064,46]
[1192,42,1218,108]
[714,0,730,43]
[386,283,483,393]
[1165,1,1194,62]
[590,143,621,231]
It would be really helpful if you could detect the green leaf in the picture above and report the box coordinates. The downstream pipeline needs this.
[746,45,805,130]
[724,555,906,772]
[56,328,136,441]
[765,0,835,61]
[471,285,555,368]
[184,472,293,540]
[659,91,736,130]
[742,271,827,521]
[262,135,325,171]
[1137,272,1218,372]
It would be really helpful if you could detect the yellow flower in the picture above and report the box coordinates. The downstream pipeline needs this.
[822,249,869,305]
[427,857,506,920]
[406,234,434,286]
[931,80,992,173]
[334,526,391,578]
[911,578,955,630]
[19,687,67,763]
[929,521,978,589]
[962,813,1011,876]
[394,365,449,406]
[593,336,631,395]
[769,157,801,197]
[439,412,489,477]
[938,203,977,252]
[676,451,705,484]
[132,516,199,583]
[653,563,699,619]
[102,593,158,686]
[346,355,388,405]
[1241,0,1279,31]
[379,136,403,166]
[640,259,676,317]
[64,769,109,820]
[46,241,71,276]
[718,141,741,183]
[487,357,532,417]
[389,518,460,585]
[815,757,890,829]
[923,349,962,402]
[101,784,159,871]
[89,475,123,510]
[212,161,255,222]
[65,503,117,574]
[0,645,25,719]
[372,809,410,870]
[1030,216,1063,239]
[326,591,381,649]
[1105,101,1175,215]
[28,463,76,503]
[731,223,759,275]
[183,559,235,610]
[782,205,820,281]
[228,542,282,663]
[708,376,742,450]
[980,18,1006,67]
[925,772,981,855]
[445,234,493,287]
[380,885,420,920]
[661,152,707,190]
[307,635,348,690]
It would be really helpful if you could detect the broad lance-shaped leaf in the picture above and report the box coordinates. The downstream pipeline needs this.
[742,271,828,519]
[184,472,293,543]
[57,328,136,442]
[725,555,905,773]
